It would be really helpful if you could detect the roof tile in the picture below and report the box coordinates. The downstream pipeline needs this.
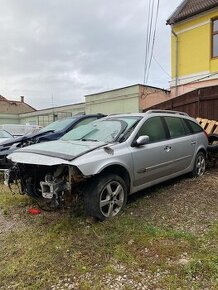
[167,0,218,25]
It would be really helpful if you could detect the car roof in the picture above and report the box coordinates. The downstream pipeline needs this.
[105,110,190,118]
[71,113,106,120]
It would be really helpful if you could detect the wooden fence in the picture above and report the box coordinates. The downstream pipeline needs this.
[144,85,218,120]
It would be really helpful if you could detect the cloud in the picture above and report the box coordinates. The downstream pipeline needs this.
[0,0,182,109]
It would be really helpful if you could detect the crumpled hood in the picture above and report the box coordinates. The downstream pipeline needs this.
[8,140,106,165]
[0,137,13,145]
[0,129,53,147]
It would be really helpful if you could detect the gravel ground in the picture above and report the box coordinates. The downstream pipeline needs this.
[0,168,217,289]
[1,168,217,236]
[0,209,16,234]
[128,168,218,235]
[50,168,218,290]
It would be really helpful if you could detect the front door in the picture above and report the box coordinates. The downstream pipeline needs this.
[130,117,172,187]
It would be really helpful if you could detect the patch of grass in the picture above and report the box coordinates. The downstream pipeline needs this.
[0,184,31,212]
[0,213,213,289]
[183,256,218,279]
[0,172,218,289]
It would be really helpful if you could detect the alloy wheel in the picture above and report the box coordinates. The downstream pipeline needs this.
[99,181,125,218]
[196,154,206,176]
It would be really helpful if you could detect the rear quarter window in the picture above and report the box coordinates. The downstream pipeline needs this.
[186,120,203,134]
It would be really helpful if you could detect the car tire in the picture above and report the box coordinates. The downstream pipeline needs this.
[84,173,127,221]
[190,151,206,178]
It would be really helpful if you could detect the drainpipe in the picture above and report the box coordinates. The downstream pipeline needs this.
[172,28,179,97]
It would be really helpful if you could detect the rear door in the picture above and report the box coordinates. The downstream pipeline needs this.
[163,116,196,172]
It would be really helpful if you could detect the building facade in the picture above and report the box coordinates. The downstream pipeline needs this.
[19,103,85,127]
[0,84,169,126]
[167,0,218,97]
[0,95,36,125]
[85,84,169,115]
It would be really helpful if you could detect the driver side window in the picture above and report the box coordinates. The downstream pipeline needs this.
[136,117,167,143]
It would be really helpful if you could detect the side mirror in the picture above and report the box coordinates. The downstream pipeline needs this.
[133,135,150,147]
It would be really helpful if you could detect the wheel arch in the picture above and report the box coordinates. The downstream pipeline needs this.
[98,164,131,194]
[190,148,207,178]
[191,146,207,170]
[196,147,207,157]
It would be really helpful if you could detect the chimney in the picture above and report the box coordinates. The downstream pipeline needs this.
[20,96,24,103]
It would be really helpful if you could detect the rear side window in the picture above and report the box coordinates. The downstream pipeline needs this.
[136,117,167,142]
[164,117,187,138]
[186,120,203,133]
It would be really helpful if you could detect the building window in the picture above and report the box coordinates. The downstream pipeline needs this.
[212,19,218,58]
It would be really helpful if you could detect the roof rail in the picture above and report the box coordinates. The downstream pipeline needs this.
[146,110,189,116]
[107,112,131,116]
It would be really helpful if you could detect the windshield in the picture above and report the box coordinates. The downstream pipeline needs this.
[39,117,77,133]
[0,130,13,138]
[61,117,141,143]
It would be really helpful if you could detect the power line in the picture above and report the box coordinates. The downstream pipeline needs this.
[143,0,160,85]
[145,0,160,83]
[153,55,171,78]
[171,72,218,89]
[186,71,218,85]
[143,0,152,84]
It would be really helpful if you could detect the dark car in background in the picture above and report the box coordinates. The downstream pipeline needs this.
[0,114,105,169]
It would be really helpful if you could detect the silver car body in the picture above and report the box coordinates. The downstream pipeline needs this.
[8,111,208,195]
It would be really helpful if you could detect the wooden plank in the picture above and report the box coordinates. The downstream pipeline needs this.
[199,95,218,101]
[200,119,209,130]
[196,117,218,134]
[205,121,216,134]
[196,117,202,123]
[214,125,218,134]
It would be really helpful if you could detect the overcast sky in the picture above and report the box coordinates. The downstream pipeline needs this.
[0,0,182,109]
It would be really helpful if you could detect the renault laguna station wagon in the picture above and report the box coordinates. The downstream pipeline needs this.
[7,110,208,220]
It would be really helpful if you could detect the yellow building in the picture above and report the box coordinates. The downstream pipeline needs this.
[167,0,218,97]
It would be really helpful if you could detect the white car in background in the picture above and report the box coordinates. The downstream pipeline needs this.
[0,129,14,144]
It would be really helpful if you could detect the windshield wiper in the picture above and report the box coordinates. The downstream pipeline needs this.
[39,129,55,134]
[81,138,98,142]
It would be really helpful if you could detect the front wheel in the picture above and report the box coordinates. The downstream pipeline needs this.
[84,173,127,221]
[190,151,206,178]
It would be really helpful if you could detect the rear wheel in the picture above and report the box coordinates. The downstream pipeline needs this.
[191,151,206,177]
[84,173,127,221]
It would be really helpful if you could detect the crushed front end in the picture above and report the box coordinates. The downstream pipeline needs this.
[5,163,87,210]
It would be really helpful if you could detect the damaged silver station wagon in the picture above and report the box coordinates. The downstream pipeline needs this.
[7,110,208,220]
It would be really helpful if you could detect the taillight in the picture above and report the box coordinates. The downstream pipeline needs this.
[204,130,208,139]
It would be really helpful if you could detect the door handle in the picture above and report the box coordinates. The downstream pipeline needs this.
[164,146,172,152]
[191,141,196,145]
